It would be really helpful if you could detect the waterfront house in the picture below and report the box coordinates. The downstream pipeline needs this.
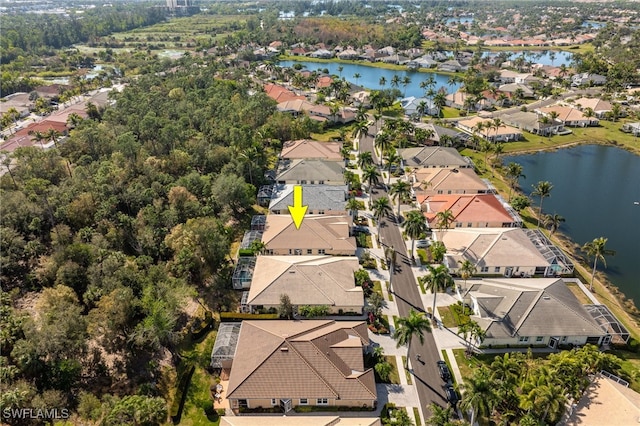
[275,159,345,185]
[410,167,490,197]
[622,122,640,136]
[572,97,613,118]
[536,106,599,127]
[264,83,306,103]
[280,139,343,162]
[225,320,376,414]
[261,214,356,256]
[572,73,607,87]
[495,110,564,136]
[457,116,524,142]
[399,97,440,118]
[419,193,522,229]
[398,146,472,169]
[462,278,608,349]
[245,256,363,314]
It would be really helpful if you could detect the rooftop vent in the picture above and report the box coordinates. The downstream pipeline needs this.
[281,347,289,352]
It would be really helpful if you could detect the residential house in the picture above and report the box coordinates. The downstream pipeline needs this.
[446,91,492,111]
[398,146,471,169]
[457,116,524,142]
[221,417,381,426]
[419,193,521,229]
[277,99,316,117]
[536,106,599,127]
[399,97,439,118]
[462,278,608,349]
[572,73,607,87]
[269,184,348,216]
[275,159,345,185]
[350,91,371,108]
[0,92,32,119]
[498,83,535,99]
[495,110,563,136]
[280,139,343,161]
[410,168,490,197]
[0,120,68,153]
[411,123,469,147]
[245,256,363,314]
[290,47,308,56]
[622,122,640,136]
[264,83,306,103]
[438,59,464,73]
[309,49,333,59]
[225,320,376,413]
[442,228,573,277]
[337,49,359,60]
[261,214,356,256]
[411,56,438,69]
[572,97,613,118]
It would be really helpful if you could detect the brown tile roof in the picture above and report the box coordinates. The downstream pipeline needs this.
[261,215,356,255]
[412,167,489,194]
[537,106,589,123]
[280,139,343,161]
[0,120,68,152]
[227,320,376,401]
[264,83,306,103]
[247,256,362,308]
[420,194,516,226]
[572,97,612,113]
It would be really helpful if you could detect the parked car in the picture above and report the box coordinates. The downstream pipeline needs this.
[437,360,451,382]
[353,226,370,234]
[416,239,430,248]
[445,384,459,405]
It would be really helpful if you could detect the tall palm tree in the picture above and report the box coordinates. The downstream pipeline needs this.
[434,209,455,241]
[374,132,391,166]
[390,75,401,90]
[404,210,428,259]
[379,76,387,88]
[424,264,454,320]
[457,259,477,299]
[353,73,361,86]
[361,165,381,199]
[491,118,503,142]
[371,197,392,237]
[389,180,412,220]
[352,120,369,141]
[402,75,412,97]
[460,367,496,426]
[393,309,431,368]
[531,181,553,229]
[582,237,616,291]
[433,92,447,118]
[384,149,402,185]
[357,151,374,169]
[346,197,361,220]
[505,162,525,202]
[543,213,565,235]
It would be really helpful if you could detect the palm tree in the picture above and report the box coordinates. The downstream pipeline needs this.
[357,151,374,169]
[582,237,616,291]
[345,197,361,221]
[479,140,493,168]
[460,367,496,426]
[379,76,387,88]
[352,120,369,141]
[531,181,553,229]
[361,165,381,199]
[432,92,447,117]
[390,75,401,90]
[353,73,361,86]
[543,213,565,235]
[371,197,392,237]
[374,132,391,166]
[384,149,402,185]
[393,309,431,369]
[239,145,261,185]
[491,118,503,142]
[505,162,525,202]
[404,210,428,259]
[402,75,412,97]
[434,209,455,241]
[337,66,343,77]
[457,259,476,299]
[389,180,412,220]
[424,264,454,320]
[458,320,484,355]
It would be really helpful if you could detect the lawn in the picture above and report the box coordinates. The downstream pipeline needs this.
[438,306,457,328]
[385,355,402,385]
[565,282,593,305]
[606,349,640,393]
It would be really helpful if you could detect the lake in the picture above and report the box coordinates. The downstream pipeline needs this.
[278,60,461,99]
[484,50,573,67]
[505,145,640,306]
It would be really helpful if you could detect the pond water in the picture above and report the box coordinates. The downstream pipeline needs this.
[484,50,573,67]
[278,60,462,99]
[505,145,640,306]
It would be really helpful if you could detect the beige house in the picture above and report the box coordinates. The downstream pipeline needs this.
[457,116,524,142]
[261,215,356,256]
[442,228,573,277]
[410,167,490,197]
[276,159,345,185]
[536,106,599,127]
[572,97,613,118]
[280,140,343,161]
[246,256,363,314]
[463,278,608,349]
[226,320,376,413]
[398,146,472,169]
[419,193,521,228]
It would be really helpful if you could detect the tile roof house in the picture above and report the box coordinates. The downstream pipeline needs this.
[410,167,490,197]
[280,139,343,161]
[419,194,521,228]
[0,120,69,153]
[276,159,345,185]
[457,116,524,142]
[463,278,608,348]
[269,184,348,215]
[442,228,572,277]
[399,97,439,117]
[261,214,356,256]
[399,146,472,169]
[245,256,363,314]
[264,83,306,103]
[536,106,599,127]
[226,320,376,413]
[572,97,613,118]
[495,110,564,136]
[222,417,381,426]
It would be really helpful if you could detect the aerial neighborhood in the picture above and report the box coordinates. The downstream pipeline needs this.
[2,1,640,425]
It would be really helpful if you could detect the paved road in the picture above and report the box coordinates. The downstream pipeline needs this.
[359,116,451,418]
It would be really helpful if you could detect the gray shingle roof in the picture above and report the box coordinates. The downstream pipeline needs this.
[269,184,348,212]
[276,159,344,184]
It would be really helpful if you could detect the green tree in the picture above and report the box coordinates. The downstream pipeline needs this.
[423,264,454,320]
[457,259,477,297]
[531,181,553,228]
[357,151,374,169]
[371,197,392,237]
[362,165,381,199]
[510,194,531,212]
[505,162,525,202]
[434,209,455,241]
[384,149,402,186]
[389,180,412,220]
[346,197,362,220]
[279,294,294,319]
[543,213,565,235]
[429,241,446,263]
[103,395,168,426]
[393,309,431,368]
[404,210,427,259]
[375,361,393,382]
[460,367,496,426]
[582,237,616,291]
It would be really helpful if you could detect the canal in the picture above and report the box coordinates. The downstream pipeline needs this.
[505,145,640,306]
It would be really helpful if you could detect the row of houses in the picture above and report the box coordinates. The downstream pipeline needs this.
[217,139,379,417]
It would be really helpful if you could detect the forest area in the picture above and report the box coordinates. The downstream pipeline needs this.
[0,53,321,424]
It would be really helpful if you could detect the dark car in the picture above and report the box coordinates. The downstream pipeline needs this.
[445,384,459,405]
[437,360,451,382]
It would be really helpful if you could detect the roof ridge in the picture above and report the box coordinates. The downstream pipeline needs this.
[296,264,336,305]
[288,340,340,398]
[512,291,544,335]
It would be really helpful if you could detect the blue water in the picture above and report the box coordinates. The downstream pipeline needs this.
[505,145,640,305]
[582,21,605,29]
[278,60,462,98]
[446,16,473,25]
[484,50,573,67]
